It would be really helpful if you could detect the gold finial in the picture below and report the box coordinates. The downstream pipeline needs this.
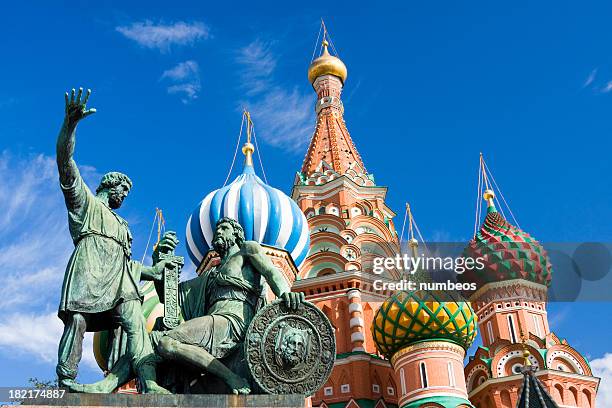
[520,329,532,367]
[307,22,347,85]
[242,110,255,166]
[483,189,495,207]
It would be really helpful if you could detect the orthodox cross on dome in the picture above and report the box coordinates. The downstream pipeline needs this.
[398,202,431,283]
[473,153,522,236]
[242,109,255,167]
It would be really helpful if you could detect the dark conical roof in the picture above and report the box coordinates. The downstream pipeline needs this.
[516,366,559,408]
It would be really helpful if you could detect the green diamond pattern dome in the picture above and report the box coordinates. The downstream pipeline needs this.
[372,290,477,358]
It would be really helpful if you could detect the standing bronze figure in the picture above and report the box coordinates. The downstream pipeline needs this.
[55,88,175,393]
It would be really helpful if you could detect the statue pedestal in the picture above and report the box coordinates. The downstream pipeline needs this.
[21,393,306,407]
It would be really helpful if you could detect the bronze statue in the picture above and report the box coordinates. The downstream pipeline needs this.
[55,88,176,393]
[71,217,304,394]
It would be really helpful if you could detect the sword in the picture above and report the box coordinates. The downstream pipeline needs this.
[155,252,183,330]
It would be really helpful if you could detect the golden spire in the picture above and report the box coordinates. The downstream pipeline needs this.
[242,110,255,167]
[308,24,348,85]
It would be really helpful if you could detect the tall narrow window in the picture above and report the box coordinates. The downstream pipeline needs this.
[487,321,494,344]
[447,361,455,387]
[400,368,406,395]
[419,362,428,388]
[507,314,517,343]
[533,315,542,338]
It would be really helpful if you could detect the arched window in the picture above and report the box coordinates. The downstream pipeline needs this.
[419,362,428,388]
[552,384,564,403]
[507,314,518,343]
[568,387,578,406]
[500,390,512,408]
[533,314,543,338]
[582,389,592,407]
[486,321,494,344]
[447,361,455,387]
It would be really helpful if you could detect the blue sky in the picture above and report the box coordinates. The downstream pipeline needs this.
[0,0,610,401]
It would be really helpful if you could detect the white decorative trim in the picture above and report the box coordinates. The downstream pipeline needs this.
[347,289,361,299]
[496,350,539,377]
[348,303,362,313]
[351,332,365,342]
[349,317,364,328]
[547,350,585,375]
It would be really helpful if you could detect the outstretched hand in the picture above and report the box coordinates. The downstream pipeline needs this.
[64,87,96,126]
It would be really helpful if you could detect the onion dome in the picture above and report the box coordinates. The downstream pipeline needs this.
[308,40,348,85]
[185,140,310,268]
[463,190,553,287]
[372,290,478,359]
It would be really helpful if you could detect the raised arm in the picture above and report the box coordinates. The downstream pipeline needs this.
[56,88,96,187]
[243,241,304,310]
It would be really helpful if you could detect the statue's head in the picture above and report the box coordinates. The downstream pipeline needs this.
[212,217,245,257]
[279,328,307,369]
[96,172,132,209]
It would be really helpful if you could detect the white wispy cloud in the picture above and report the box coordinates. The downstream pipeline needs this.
[591,353,612,407]
[583,68,598,89]
[116,20,210,52]
[236,40,277,96]
[161,60,199,81]
[0,312,96,369]
[236,39,314,153]
[160,60,201,103]
[601,81,612,94]
[0,152,99,369]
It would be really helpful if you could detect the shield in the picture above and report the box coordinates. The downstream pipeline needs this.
[245,300,335,395]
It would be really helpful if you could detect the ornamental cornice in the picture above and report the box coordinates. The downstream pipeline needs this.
[391,341,464,366]
[470,279,548,305]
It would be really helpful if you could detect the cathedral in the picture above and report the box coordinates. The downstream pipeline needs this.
[93,31,601,408]
[286,35,600,408]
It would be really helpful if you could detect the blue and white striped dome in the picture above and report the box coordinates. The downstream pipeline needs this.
[186,163,310,268]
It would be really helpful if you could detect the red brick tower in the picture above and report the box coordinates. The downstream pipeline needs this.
[291,37,401,408]
[461,159,600,408]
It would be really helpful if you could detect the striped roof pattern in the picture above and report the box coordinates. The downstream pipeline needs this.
[185,164,310,268]
[463,204,552,287]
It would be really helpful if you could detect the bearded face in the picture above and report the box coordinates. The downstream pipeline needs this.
[279,331,306,369]
[107,181,130,209]
[212,221,236,257]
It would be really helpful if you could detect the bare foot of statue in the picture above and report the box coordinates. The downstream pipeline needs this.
[226,375,251,395]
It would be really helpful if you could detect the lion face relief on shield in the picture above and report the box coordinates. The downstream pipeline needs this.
[274,322,311,370]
